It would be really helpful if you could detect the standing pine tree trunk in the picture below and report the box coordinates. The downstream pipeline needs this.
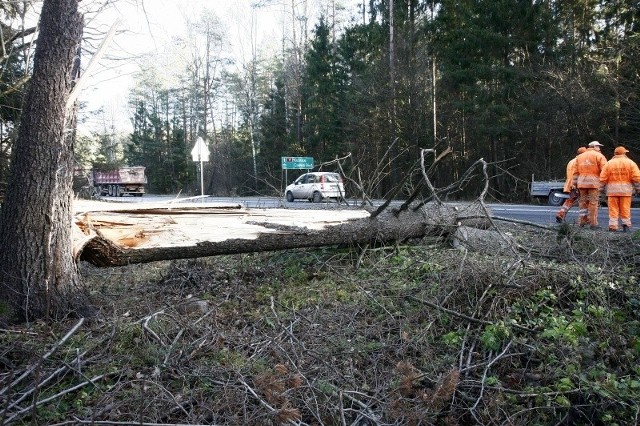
[0,0,88,324]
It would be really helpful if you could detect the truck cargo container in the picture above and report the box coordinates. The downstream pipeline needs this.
[92,166,147,197]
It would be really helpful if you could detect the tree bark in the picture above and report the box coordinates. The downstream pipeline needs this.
[74,203,488,267]
[0,0,87,323]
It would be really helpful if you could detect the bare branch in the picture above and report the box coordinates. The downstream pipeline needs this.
[0,318,85,396]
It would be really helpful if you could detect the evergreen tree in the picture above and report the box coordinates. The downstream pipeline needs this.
[302,15,347,163]
[258,73,298,187]
[338,19,390,195]
[0,15,33,184]
[433,0,555,196]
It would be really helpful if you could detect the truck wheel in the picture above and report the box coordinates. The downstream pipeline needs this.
[548,192,564,206]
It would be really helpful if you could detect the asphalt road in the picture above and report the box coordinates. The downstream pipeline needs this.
[92,194,639,228]
[486,203,620,227]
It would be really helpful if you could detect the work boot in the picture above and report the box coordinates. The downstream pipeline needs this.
[609,227,618,232]
[556,215,563,223]
[623,225,629,233]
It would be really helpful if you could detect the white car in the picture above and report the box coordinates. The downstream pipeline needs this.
[285,172,346,203]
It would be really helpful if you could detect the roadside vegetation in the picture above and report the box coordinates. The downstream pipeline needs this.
[2,223,640,425]
[2,3,640,423]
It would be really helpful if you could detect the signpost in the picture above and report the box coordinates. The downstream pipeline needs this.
[191,137,210,196]
[281,156,314,170]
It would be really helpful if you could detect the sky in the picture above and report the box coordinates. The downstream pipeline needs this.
[78,0,281,133]
[76,0,361,134]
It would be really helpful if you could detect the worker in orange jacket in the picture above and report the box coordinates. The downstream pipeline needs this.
[572,141,608,228]
[599,146,640,232]
[556,146,587,223]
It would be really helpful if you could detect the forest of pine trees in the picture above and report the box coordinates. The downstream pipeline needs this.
[2,0,640,202]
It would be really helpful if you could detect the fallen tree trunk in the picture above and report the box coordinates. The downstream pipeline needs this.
[74,201,489,267]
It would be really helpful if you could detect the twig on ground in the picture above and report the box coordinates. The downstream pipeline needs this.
[139,310,165,346]
[4,374,106,424]
[408,296,535,333]
[0,317,85,396]
[1,350,89,416]
[58,421,213,426]
[470,340,513,413]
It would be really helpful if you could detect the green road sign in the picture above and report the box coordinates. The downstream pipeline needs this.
[281,156,314,170]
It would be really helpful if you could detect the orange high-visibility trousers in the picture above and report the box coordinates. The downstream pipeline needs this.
[607,196,632,230]
[578,188,600,226]
[556,190,579,220]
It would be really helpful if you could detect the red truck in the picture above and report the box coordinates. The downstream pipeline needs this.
[92,166,147,197]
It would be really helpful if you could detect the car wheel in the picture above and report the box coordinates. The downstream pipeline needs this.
[312,191,322,203]
[547,191,564,206]
[286,191,294,202]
